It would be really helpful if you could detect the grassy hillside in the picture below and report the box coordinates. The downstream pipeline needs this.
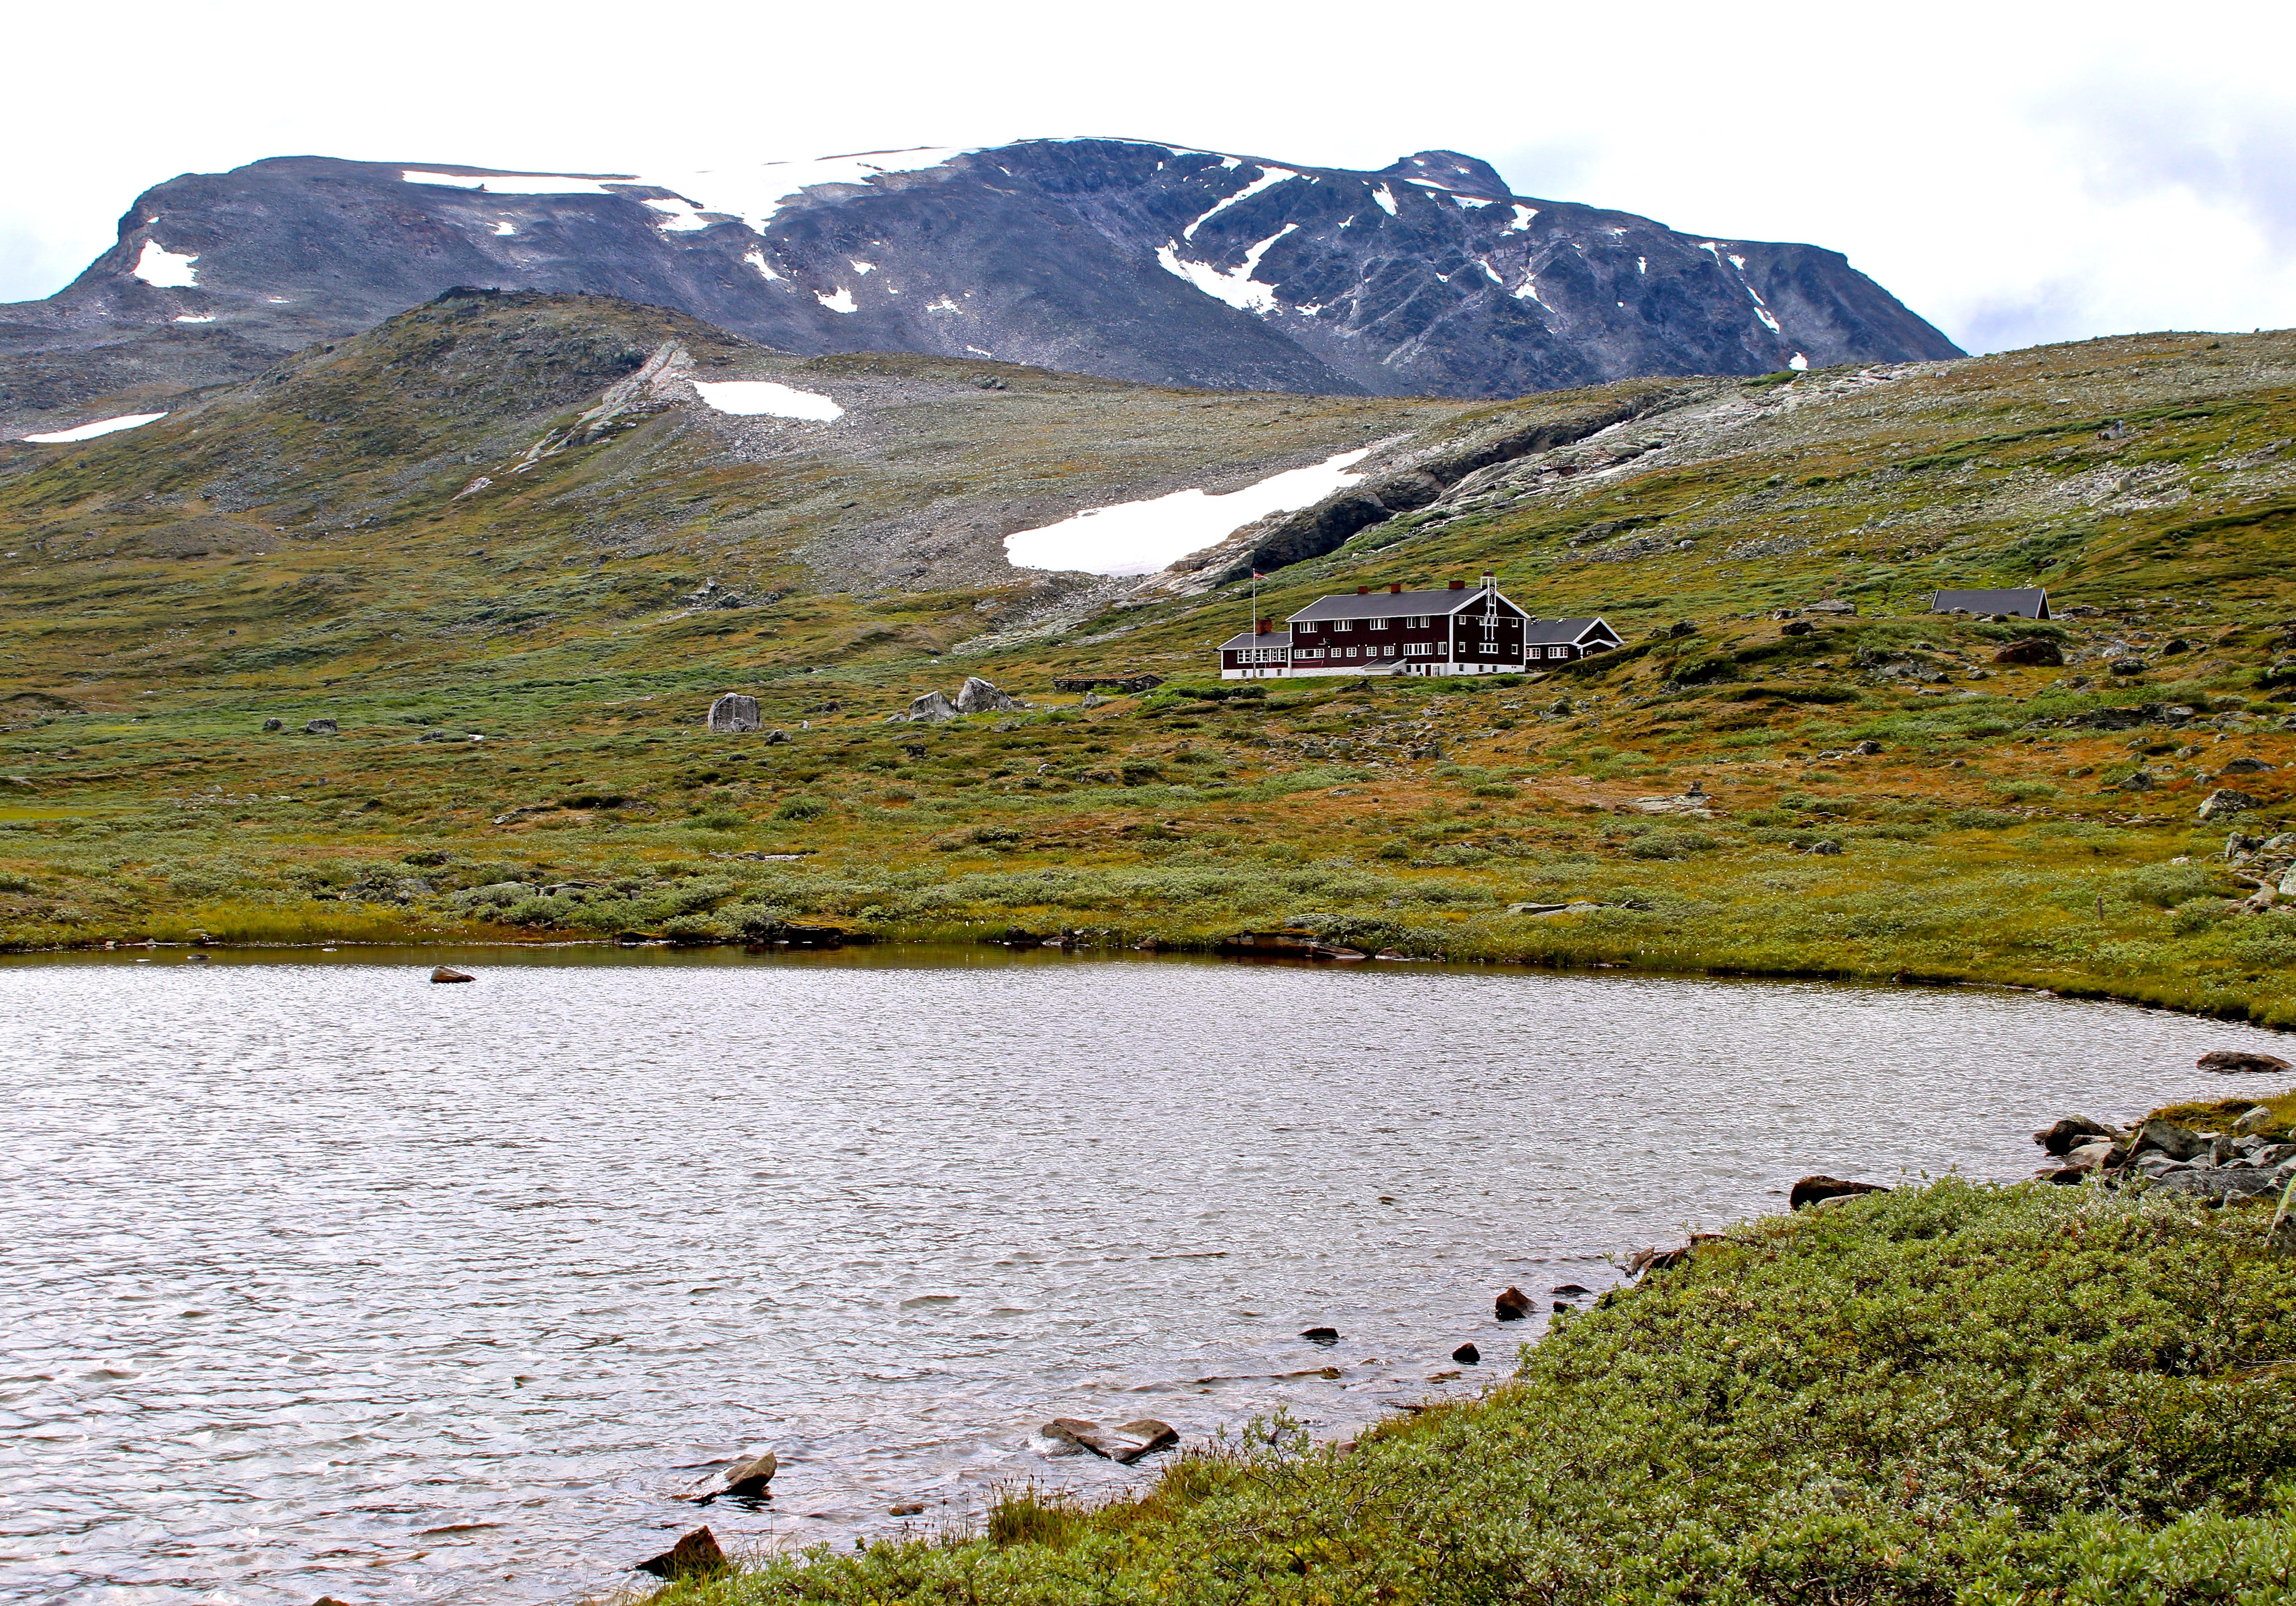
[659,1178,2296,1605]
[4,306,2296,1023]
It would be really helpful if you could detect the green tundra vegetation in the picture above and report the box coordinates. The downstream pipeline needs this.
[1,301,2294,1025]
[653,1178,2296,1606]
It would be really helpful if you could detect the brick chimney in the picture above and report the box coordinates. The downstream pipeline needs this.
[1255,618,1271,635]
[1388,581,1402,593]
[1448,579,1466,590]
[1356,585,1369,595]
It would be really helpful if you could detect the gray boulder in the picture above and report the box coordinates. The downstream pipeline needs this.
[955,676,1021,715]
[707,693,761,734]
[905,691,957,723]
[2151,1166,2287,1200]
[2198,788,2258,820]
[2235,1105,2278,1135]
[262,717,283,732]
[2198,1049,2292,1074]
[2134,1121,2209,1162]
[305,717,338,735]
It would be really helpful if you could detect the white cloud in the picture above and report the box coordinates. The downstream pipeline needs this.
[0,0,2290,359]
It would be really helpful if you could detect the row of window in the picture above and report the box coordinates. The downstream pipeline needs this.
[1232,643,1581,663]
[1296,615,1438,634]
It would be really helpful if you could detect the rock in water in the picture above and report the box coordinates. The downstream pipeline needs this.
[2033,1115,2115,1155]
[2198,1049,2293,1074]
[904,691,957,723]
[707,693,761,734]
[2198,788,2258,821]
[1494,1286,1532,1321]
[1300,1326,1340,1344]
[1042,1416,1179,1463]
[429,966,475,984]
[722,1451,777,1497]
[305,717,338,735]
[1452,1342,1481,1364]
[1789,1176,1889,1211]
[634,1526,726,1580]
[955,676,1020,715]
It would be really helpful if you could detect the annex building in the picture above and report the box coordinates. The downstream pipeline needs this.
[1217,576,1620,679]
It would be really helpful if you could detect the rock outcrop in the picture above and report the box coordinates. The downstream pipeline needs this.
[1043,1416,1179,1464]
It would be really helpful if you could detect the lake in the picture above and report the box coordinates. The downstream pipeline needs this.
[2,946,2284,1603]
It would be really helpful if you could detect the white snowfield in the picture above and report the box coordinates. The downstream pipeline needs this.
[1156,224,1297,313]
[1005,446,1373,577]
[24,412,169,444]
[132,241,199,287]
[690,381,844,423]
[403,148,967,235]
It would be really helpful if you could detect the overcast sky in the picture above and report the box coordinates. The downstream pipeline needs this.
[6,0,2290,356]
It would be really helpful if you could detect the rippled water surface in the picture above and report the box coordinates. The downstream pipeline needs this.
[3,946,2288,1604]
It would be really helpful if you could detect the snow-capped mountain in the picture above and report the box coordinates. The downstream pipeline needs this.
[0,138,1959,433]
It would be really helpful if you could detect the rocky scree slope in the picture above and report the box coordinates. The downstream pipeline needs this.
[0,139,1959,435]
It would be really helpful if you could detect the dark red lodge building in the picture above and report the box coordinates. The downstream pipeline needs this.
[1217,576,1620,679]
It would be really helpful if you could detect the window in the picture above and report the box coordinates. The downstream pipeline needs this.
[1331,618,1352,632]
[1295,621,1315,634]
[1296,648,1325,660]
[1405,642,1438,656]
[1546,645,1566,659]
[1370,618,1389,630]
[1343,646,1358,657]
[1411,615,1430,627]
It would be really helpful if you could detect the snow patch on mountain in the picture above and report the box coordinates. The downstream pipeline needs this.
[24,412,167,443]
[817,287,857,314]
[691,381,843,422]
[1182,166,1296,240]
[1005,446,1372,576]
[132,241,198,287]
[1157,225,1298,313]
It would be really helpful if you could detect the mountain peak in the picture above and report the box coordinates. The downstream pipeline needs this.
[1377,151,1512,200]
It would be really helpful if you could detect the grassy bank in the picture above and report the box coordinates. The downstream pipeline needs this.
[651,1178,2296,1606]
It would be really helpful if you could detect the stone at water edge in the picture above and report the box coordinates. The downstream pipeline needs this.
[2033,1114,2116,1155]
[430,967,476,984]
[2133,1121,2210,1162]
[707,693,761,734]
[2236,1105,2279,1135]
[1789,1176,1889,1211]
[1494,1286,1532,1321]
[634,1526,727,1580]
[955,676,1020,715]
[2199,1048,2293,1074]
[1452,1342,1481,1365]
[721,1451,777,1497]
[1551,1284,1592,1296]
[1042,1416,1179,1464]
[1300,1325,1340,1344]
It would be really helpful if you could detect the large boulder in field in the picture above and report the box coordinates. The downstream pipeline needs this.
[1993,638,2065,666]
[955,676,1020,714]
[904,691,957,723]
[707,693,761,734]
[2197,788,2258,820]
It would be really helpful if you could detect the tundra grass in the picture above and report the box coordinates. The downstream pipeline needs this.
[647,1178,2296,1606]
[5,322,2296,1025]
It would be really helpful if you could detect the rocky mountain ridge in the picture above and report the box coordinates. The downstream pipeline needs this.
[1,138,1961,435]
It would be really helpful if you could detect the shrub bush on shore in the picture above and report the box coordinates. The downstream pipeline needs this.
[660,1180,2296,1606]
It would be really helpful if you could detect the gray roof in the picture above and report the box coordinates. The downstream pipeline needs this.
[1220,629,1292,650]
[1523,617,1620,646]
[1931,587,2048,617]
[1290,586,1516,622]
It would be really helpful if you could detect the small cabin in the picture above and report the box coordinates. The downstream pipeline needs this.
[1217,576,1618,678]
[1932,587,2049,620]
